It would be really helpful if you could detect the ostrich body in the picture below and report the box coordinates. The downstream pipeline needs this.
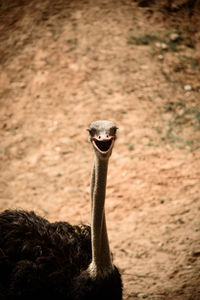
[0,120,122,300]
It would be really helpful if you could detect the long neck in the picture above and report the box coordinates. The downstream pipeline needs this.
[89,155,113,277]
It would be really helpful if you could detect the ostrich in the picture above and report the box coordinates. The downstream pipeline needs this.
[0,120,123,300]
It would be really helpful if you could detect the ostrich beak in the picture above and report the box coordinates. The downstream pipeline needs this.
[92,136,114,154]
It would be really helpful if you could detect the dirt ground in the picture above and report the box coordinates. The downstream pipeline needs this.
[0,0,200,299]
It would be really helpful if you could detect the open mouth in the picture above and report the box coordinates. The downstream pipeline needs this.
[93,138,113,153]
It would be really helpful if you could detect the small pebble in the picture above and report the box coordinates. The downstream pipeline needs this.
[184,85,192,91]
[158,55,164,60]
[161,43,168,49]
[155,42,161,48]
[170,33,179,41]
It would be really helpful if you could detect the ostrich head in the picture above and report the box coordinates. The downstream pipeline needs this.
[88,120,118,159]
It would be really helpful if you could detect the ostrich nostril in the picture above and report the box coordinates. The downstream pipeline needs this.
[106,135,109,138]
[98,136,101,139]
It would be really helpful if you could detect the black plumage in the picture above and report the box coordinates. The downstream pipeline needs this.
[0,210,92,299]
[0,210,122,300]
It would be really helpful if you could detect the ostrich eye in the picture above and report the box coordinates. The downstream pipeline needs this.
[87,128,96,136]
[110,127,118,135]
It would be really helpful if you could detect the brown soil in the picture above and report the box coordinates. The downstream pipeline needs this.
[0,0,200,299]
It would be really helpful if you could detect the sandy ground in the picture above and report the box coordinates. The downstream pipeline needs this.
[0,0,200,299]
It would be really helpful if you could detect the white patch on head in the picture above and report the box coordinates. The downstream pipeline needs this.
[89,120,117,137]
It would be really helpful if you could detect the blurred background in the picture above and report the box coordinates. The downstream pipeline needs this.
[0,0,200,298]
